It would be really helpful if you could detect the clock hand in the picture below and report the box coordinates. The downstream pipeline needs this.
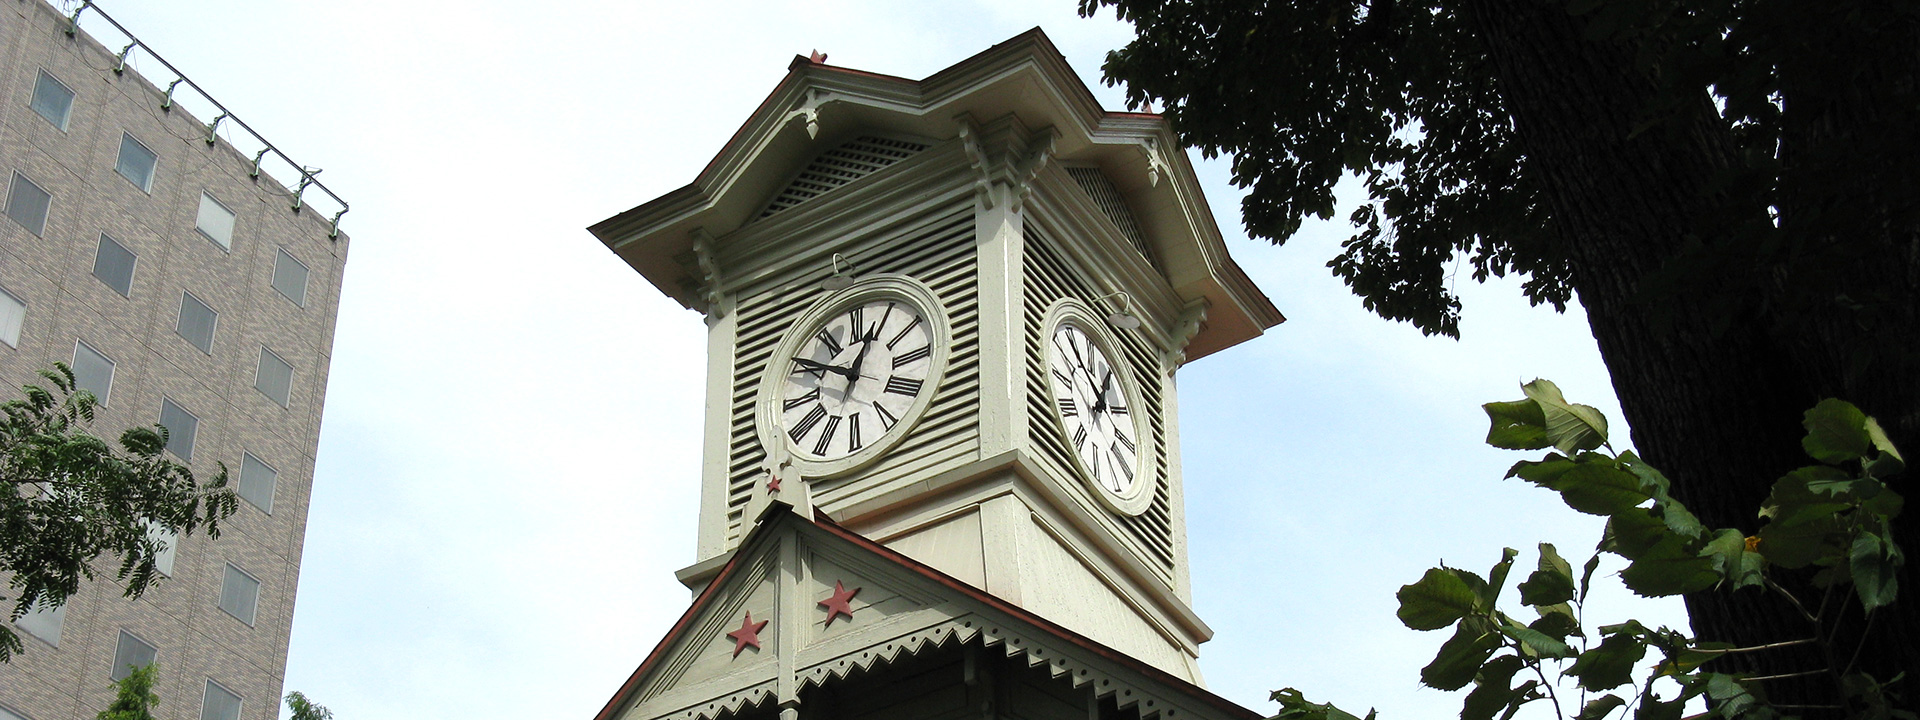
[793,357,858,381]
[1093,369,1114,415]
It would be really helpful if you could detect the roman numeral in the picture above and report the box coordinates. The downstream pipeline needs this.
[1114,428,1137,453]
[1110,444,1134,482]
[789,405,827,444]
[848,307,866,341]
[784,389,820,411]
[893,345,930,368]
[884,376,923,396]
[875,403,899,430]
[813,415,842,455]
[1108,403,1129,416]
[848,413,862,452]
[816,330,843,355]
[1072,425,1088,450]
[886,316,922,350]
[1057,397,1077,417]
[1051,368,1075,386]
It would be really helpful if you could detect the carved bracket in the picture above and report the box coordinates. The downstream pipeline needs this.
[1138,137,1173,189]
[1164,301,1208,370]
[783,89,834,139]
[956,114,1057,213]
[691,228,728,320]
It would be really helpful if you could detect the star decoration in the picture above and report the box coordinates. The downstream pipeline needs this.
[726,611,769,657]
[766,471,782,493]
[818,581,860,627]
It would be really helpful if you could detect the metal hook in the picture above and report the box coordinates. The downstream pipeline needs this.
[65,1,90,36]
[113,42,135,74]
[161,78,184,110]
[204,112,228,145]
[249,147,270,178]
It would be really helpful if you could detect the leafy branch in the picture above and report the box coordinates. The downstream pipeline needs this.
[1272,380,1909,720]
[1,364,238,662]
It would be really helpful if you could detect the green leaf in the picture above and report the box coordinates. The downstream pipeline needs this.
[1579,554,1601,603]
[1271,688,1372,720]
[1498,620,1576,659]
[1422,619,1504,691]
[1574,695,1626,720]
[1864,417,1906,477]
[1620,535,1719,597]
[1529,604,1581,640]
[1507,454,1576,484]
[1601,509,1672,561]
[1851,532,1902,611]
[1757,511,1844,570]
[1701,673,1761,717]
[1485,400,1550,450]
[1482,548,1520,610]
[1517,543,1576,606]
[1566,633,1648,691]
[1522,379,1609,454]
[1398,568,1479,630]
[1802,398,1872,464]
[1461,655,1525,720]
[1634,692,1686,720]
[1700,529,1765,590]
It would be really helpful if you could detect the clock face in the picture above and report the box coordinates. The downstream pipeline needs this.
[781,299,935,460]
[1047,322,1141,498]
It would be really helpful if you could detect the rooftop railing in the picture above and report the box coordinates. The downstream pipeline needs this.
[59,0,350,238]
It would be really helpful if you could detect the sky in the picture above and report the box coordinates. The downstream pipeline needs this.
[76,2,1690,719]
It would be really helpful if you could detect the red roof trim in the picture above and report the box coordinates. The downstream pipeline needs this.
[807,510,1263,720]
[591,534,757,720]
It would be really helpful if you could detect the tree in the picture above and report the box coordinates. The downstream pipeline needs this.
[286,691,334,720]
[1,365,238,661]
[1077,0,1917,708]
[96,663,160,720]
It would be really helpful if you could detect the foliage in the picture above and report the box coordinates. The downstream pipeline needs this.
[1270,381,1908,720]
[0,364,238,661]
[96,663,159,720]
[286,691,334,720]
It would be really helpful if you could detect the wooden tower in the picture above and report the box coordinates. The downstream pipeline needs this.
[588,29,1283,720]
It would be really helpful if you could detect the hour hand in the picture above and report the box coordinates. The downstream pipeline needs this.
[793,357,856,380]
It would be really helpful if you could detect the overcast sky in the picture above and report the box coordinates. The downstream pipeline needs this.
[80,2,1688,719]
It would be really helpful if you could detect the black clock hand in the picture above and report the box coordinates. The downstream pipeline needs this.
[1093,369,1113,415]
[794,357,858,381]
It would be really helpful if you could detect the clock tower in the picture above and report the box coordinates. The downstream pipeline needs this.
[589,29,1282,720]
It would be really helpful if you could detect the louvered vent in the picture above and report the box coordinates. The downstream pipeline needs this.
[759,136,930,218]
[1066,167,1155,265]
[721,205,982,549]
[1021,226,1176,575]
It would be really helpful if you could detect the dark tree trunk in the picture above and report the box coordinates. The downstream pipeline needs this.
[1460,0,1919,712]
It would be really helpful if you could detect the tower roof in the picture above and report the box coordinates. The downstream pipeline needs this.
[588,28,1281,361]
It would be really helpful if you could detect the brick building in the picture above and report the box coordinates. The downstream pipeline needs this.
[0,2,348,719]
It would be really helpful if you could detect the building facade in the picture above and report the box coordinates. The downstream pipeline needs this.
[0,3,348,720]
[591,30,1279,720]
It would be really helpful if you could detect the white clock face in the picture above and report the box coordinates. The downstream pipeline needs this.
[1047,323,1140,497]
[782,299,935,460]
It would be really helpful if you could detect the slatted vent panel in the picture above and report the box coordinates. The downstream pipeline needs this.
[722,206,981,548]
[760,136,931,218]
[1066,167,1155,266]
[1021,226,1176,573]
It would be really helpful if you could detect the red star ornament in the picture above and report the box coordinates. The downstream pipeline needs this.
[726,611,769,657]
[818,581,860,627]
[766,470,782,493]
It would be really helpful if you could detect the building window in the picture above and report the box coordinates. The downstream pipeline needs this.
[199,679,242,720]
[114,133,157,193]
[71,340,115,406]
[111,630,158,681]
[148,522,178,577]
[175,291,217,354]
[237,452,277,514]
[254,347,293,407]
[194,193,234,250]
[92,233,138,297]
[14,599,63,647]
[158,397,199,461]
[29,70,74,131]
[6,171,52,236]
[271,248,309,306]
[217,563,259,626]
[0,284,23,348]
